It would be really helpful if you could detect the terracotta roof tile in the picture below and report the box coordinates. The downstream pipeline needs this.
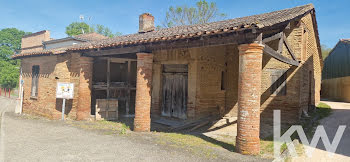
[13,4,315,58]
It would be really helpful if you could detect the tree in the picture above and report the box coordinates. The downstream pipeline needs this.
[0,61,18,89]
[93,24,115,38]
[66,22,121,37]
[65,22,92,36]
[163,0,226,27]
[321,44,332,60]
[0,28,28,89]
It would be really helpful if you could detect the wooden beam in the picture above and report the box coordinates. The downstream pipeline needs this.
[83,46,146,56]
[263,44,299,66]
[126,61,131,116]
[262,32,282,43]
[277,33,284,53]
[283,34,297,60]
[107,58,111,98]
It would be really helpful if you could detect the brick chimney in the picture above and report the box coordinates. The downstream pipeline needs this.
[139,13,155,33]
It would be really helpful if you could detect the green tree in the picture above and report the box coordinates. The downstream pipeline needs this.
[66,22,121,37]
[321,44,332,60]
[163,0,226,27]
[93,24,115,38]
[0,61,18,89]
[0,28,28,89]
[65,22,92,36]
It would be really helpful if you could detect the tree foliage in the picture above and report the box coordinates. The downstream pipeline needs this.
[66,22,121,38]
[0,28,29,89]
[65,22,92,36]
[163,0,226,27]
[321,44,332,60]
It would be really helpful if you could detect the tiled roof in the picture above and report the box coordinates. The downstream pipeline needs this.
[73,32,108,41]
[13,4,315,58]
[69,4,314,51]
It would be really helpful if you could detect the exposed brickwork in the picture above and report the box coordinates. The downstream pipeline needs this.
[21,30,50,52]
[21,56,57,118]
[76,57,93,120]
[134,53,153,132]
[235,43,264,155]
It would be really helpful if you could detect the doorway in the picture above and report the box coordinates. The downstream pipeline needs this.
[161,64,188,119]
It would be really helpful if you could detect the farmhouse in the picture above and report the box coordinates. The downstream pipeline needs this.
[322,39,350,102]
[12,4,322,155]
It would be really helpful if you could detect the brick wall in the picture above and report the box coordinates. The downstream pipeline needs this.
[21,30,50,52]
[20,53,88,120]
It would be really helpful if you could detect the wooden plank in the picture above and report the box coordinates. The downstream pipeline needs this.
[283,34,297,60]
[277,33,284,53]
[262,32,282,43]
[263,44,299,66]
[83,46,146,56]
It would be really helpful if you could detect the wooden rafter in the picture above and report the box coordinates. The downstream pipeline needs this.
[282,34,297,60]
[263,43,299,66]
[262,31,300,66]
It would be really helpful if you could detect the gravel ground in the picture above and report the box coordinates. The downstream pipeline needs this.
[292,100,350,161]
[0,97,269,162]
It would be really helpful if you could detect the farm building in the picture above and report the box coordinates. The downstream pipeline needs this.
[322,39,350,102]
[12,4,322,155]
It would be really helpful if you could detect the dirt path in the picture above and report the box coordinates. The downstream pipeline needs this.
[292,100,350,161]
[0,97,268,162]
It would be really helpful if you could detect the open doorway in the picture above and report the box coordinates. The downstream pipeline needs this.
[92,57,137,120]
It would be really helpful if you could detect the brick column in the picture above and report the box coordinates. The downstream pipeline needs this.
[236,43,264,155]
[134,53,153,132]
[76,57,93,120]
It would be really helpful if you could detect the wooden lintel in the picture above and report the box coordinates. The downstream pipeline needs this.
[262,32,282,43]
[96,57,136,63]
[83,46,146,56]
[263,44,299,66]
[282,34,297,60]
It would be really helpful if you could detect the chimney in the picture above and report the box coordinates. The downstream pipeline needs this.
[139,13,155,33]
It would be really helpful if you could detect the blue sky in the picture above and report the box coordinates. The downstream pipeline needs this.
[0,0,348,48]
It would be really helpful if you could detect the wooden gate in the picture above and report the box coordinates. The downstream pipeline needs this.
[162,64,188,119]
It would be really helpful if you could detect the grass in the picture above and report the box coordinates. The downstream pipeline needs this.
[156,132,236,158]
[66,119,131,135]
[315,102,332,119]
[302,102,332,138]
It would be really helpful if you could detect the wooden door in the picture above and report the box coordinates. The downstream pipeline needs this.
[162,65,188,119]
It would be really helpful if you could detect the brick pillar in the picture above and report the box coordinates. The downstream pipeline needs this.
[76,57,93,120]
[134,53,153,132]
[236,43,264,155]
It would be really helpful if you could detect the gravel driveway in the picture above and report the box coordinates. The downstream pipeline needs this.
[0,97,268,162]
[292,100,350,161]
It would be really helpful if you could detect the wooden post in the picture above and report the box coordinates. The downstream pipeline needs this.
[106,58,111,119]
[126,60,131,116]
[9,89,11,98]
[4,88,6,97]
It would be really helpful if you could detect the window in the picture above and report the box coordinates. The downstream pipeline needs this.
[270,69,287,96]
[31,65,40,97]
[221,71,226,90]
